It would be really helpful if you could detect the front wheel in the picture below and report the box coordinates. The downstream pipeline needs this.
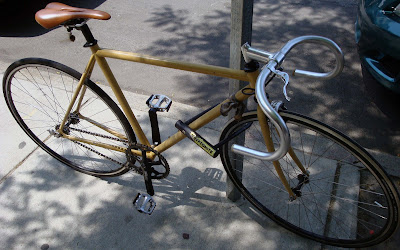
[3,58,136,177]
[220,111,399,248]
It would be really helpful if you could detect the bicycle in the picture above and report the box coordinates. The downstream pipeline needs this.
[2,2,399,248]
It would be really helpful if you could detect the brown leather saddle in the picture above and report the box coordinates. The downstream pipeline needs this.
[35,2,111,29]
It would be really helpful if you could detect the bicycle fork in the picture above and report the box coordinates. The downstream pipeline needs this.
[257,106,309,201]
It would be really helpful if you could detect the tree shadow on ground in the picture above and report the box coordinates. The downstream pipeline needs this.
[141,0,400,155]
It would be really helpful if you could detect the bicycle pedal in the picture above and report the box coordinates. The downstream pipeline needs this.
[146,94,172,112]
[133,193,156,215]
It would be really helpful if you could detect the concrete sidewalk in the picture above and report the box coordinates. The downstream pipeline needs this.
[0,70,399,249]
[0,77,322,249]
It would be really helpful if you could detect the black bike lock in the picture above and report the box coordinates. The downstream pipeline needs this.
[175,120,218,158]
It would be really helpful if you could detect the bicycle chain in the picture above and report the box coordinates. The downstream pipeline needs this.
[73,140,125,166]
[70,127,128,143]
[69,126,170,178]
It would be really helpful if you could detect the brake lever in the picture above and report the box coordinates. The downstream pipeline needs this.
[270,67,291,101]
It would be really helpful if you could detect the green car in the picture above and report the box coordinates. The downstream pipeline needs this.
[355,0,400,94]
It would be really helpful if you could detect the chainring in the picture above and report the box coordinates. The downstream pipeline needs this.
[126,143,170,179]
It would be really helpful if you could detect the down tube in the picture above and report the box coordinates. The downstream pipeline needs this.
[155,65,259,154]
[93,48,150,146]
[154,82,258,154]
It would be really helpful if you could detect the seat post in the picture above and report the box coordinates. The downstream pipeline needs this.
[77,24,97,47]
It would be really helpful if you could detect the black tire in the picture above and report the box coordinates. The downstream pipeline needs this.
[3,58,136,177]
[220,111,399,247]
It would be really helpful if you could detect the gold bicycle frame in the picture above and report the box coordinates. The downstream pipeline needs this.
[58,43,306,198]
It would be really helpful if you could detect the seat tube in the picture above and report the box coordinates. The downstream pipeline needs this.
[90,45,150,146]
[74,54,97,112]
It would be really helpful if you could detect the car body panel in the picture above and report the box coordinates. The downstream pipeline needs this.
[356,0,400,93]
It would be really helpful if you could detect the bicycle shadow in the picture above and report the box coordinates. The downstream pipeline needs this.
[0,146,323,249]
[93,137,323,249]
[107,166,226,209]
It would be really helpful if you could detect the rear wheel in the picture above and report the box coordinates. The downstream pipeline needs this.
[220,111,399,247]
[3,58,136,177]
